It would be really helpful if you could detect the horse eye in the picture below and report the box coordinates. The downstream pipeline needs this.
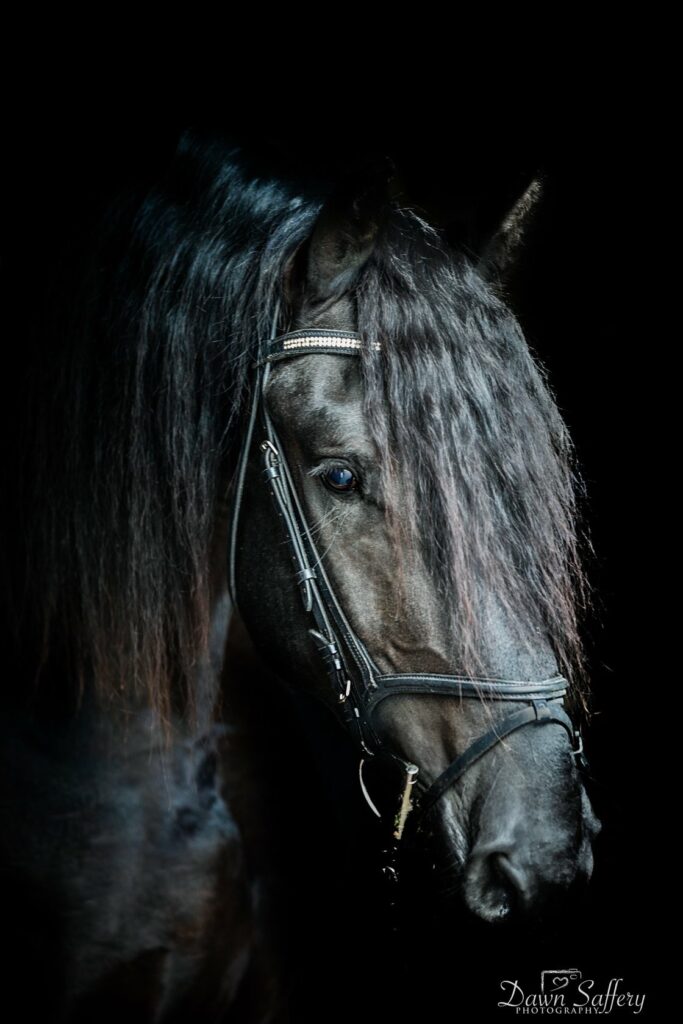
[322,466,357,493]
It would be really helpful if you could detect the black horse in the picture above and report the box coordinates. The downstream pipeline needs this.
[0,131,600,1021]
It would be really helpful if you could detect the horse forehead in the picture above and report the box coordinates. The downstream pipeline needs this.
[267,356,364,431]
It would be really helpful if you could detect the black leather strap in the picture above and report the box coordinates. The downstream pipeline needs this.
[259,362,384,753]
[412,700,576,827]
[369,674,569,712]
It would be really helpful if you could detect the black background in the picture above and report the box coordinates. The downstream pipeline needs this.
[3,96,659,1018]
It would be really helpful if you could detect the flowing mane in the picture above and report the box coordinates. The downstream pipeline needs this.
[3,128,592,725]
[356,214,592,697]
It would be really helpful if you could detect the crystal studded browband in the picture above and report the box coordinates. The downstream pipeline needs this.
[255,328,381,366]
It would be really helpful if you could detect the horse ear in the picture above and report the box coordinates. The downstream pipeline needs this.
[283,156,395,314]
[477,176,544,288]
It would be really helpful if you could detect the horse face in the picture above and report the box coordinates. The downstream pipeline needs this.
[235,349,600,924]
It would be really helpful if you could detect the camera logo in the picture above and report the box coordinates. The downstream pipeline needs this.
[541,969,582,996]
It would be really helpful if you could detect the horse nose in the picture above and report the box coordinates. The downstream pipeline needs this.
[463,840,586,923]
[463,843,532,923]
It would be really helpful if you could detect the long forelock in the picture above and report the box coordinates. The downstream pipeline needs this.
[357,208,592,698]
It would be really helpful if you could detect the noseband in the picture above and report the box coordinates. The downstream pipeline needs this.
[228,316,586,874]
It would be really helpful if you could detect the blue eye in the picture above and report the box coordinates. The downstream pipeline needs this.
[323,466,358,493]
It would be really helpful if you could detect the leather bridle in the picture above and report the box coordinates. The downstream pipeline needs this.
[228,313,586,875]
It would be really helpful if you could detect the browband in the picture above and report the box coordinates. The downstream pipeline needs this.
[254,328,379,367]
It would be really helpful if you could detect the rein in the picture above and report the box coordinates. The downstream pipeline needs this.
[228,316,586,879]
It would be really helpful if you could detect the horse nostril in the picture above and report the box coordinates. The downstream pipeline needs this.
[463,846,530,924]
[492,852,530,907]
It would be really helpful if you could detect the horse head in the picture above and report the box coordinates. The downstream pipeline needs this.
[230,159,600,924]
